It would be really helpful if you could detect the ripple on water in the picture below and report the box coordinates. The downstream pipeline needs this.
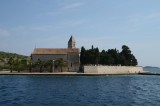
[0,75,160,106]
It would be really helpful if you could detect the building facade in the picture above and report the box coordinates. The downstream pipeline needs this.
[31,36,80,72]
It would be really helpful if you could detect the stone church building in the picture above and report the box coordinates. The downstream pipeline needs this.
[31,36,80,72]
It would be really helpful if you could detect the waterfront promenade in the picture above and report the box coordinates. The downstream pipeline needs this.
[0,70,139,76]
[0,70,159,76]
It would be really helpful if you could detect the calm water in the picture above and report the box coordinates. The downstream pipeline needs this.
[0,74,160,105]
[144,67,160,73]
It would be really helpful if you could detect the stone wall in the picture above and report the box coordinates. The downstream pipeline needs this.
[84,66,143,74]
[31,54,79,72]
[67,54,80,72]
[31,54,67,63]
[83,66,98,73]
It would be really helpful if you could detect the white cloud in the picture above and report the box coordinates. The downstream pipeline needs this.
[10,25,54,33]
[0,29,10,37]
[30,25,55,31]
[128,12,160,27]
[61,20,85,28]
[46,2,84,16]
[30,20,85,31]
[62,2,83,10]
[116,12,160,33]
[145,12,160,20]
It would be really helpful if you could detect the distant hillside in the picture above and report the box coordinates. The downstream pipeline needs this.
[0,51,27,59]
[0,51,28,70]
[144,66,160,69]
[143,66,160,73]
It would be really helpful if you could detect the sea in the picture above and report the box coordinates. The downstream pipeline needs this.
[0,68,160,106]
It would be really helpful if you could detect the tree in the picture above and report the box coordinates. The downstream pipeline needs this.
[131,54,138,66]
[0,58,8,69]
[94,47,100,65]
[80,45,138,66]
[80,46,86,65]
[20,58,28,72]
[27,58,32,72]
[13,58,21,72]
[8,57,14,72]
[7,57,28,72]
[99,50,107,65]
[120,45,137,66]
[35,59,45,72]
[55,58,67,72]
[44,60,54,72]
[81,46,100,65]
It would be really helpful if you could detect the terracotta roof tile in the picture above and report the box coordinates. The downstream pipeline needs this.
[32,48,79,55]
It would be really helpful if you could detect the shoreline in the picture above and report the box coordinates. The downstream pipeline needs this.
[0,71,159,76]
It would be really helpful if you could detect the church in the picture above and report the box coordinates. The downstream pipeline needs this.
[31,36,80,72]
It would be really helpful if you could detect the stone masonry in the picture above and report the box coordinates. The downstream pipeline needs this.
[31,36,80,72]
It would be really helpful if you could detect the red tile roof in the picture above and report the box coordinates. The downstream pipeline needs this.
[32,48,79,55]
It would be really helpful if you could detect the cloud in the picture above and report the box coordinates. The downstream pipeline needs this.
[30,25,55,31]
[145,12,160,20]
[61,20,85,28]
[46,2,84,16]
[0,29,10,37]
[62,2,83,10]
[10,25,54,34]
[30,20,85,31]
[128,12,160,26]
[116,12,160,33]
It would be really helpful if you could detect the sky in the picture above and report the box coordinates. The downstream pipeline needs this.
[0,0,160,67]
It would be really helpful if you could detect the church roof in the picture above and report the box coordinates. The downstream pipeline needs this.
[68,36,75,43]
[32,48,79,55]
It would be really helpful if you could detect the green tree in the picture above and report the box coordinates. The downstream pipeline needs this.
[80,45,138,66]
[100,50,107,65]
[27,58,32,72]
[8,57,14,72]
[131,54,138,66]
[44,60,54,72]
[80,46,86,65]
[94,47,100,65]
[20,58,28,71]
[82,46,100,65]
[13,58,21,72]
[35,59,45,72]
[108,49,121,65]
[120,45,137,66]
[119,55,126,66]
[55,58,67,72]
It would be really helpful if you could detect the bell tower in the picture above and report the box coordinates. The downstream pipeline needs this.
[68,36,76,48]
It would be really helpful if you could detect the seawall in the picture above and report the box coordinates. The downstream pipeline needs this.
[84,66,143,74]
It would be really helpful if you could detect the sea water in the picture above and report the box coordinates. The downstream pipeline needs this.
[0,69,160,106]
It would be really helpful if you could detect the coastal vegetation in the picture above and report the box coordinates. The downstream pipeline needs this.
[80,45,138,66]
[0,45,138,72]
[32,58,67,72]
[0,51,27,71]
[54,58,68,72]
[0,51,68,72]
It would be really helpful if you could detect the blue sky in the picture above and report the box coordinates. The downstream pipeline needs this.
[0,0,160,67]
